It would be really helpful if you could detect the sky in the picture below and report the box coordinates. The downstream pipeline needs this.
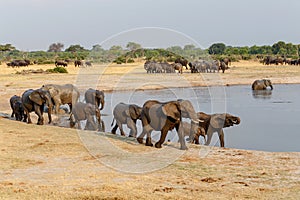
[1,0,300,51]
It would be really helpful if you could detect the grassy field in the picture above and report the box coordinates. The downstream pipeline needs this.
[0,60,300,199]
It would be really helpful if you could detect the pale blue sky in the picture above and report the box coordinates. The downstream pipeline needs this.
[1,0,299,51]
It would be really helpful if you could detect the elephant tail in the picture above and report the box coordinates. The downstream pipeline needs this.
[111,118,115,127]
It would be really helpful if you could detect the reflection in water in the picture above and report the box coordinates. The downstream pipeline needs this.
[252,90,272,99]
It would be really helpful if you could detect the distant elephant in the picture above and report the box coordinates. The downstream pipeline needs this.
[111,103,142,137]
[252,79,273,90]
[198,112,240,147]
[171,63,183,74]
[175,57,188,69]
[21,89,53,125]
[219,61,227,73]
[74,60,83,67]
[84,88,105,110]
[85,61,92,67]
[70,102,101,130]
[41,84,80,114]
[55,60,68,67]
[221,58,231,66]
[181,121,206,144]
[9,95,25,121]
[137,99,202,150]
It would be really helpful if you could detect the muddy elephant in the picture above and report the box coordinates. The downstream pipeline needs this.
[111,103,142,137]
[252,79,273,90]
[9,95,25,121]
[198,112,240,147]
[41,84,80,114]
[21,89,53,125]
[137,99,202,150]
[70,102,101,130]
[219,61,227,73]
[175,57,188,69]
[74,60,84,67]
[171,63,183,74]
[55,60,68,67]
[182,121,206,144]
[84,88,105,110]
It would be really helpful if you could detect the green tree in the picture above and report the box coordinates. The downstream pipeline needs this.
[0,44,16,51]
[183,44,196,51]
[65,44,87,52]
[208,43,226,55]
[272,41,286,54]
[126,42,142,51]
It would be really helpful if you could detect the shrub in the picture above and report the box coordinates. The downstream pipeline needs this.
[46,67,68,73]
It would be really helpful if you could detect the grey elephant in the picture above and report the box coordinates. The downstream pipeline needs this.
[181,121,206,144]
[41,84,80,114]
[84,88,105,110]
[198,112,240,147]
[111,103,142,137]
[9,95,25,121]
[252,79,273,90]
[21,89,53,125]
[137,99,202,150]
[70,102,101,130]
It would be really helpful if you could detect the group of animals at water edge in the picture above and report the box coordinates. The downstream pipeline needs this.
[6,59,92,68]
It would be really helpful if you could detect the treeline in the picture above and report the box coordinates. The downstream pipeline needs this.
[0,41,299,65]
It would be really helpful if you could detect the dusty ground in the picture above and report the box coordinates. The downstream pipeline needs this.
[0,61,300,199]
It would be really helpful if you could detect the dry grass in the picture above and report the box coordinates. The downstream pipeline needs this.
[0,61,300,199]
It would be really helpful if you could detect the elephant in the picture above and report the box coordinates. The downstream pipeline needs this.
[161,62,175,73]
[198,112,240,147]
[221,58,231,66]
[111,103,142,137]
[41,84,80,114]
[181,121,206,144]
[171,63,183,74]
[144,61,163,73]
[137,99,202,150]
[252,79,273,90]
[70,102,101,130]
[9,95,25,121]
[219,61,227,73]
[74,60,84,67]
[84,88,105,110]
[21,89,53,125]
[175,57,188,69]
[85,61,92,67]
[55,60,68,67]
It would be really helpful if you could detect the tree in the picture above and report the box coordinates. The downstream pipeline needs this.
[183,44,196,51]
[126,42,142,51]
[0,44,16,52]
[65,44,87,52]
[272,41,286,54]
[208,43,226,55]
[48,43,64,52]
[91,44,104,52]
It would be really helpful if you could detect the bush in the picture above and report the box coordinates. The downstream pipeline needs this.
[46,67,68,73]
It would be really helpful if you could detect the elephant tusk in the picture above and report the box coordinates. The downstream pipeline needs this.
[191,119,204,123]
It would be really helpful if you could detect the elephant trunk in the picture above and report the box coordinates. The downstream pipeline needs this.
[100,97,104,110]
[45,94,52,123]
[270,85,273,90]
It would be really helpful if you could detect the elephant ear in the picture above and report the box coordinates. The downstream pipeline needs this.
[210,114,226,129]
[46,85,59,97]
[129,105,140,120]
[162,102,180,121]
[29,91,43,105]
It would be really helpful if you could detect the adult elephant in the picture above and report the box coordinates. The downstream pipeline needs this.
[175,57,188,69]
[198,112,240,147]
[55,60,68,67]
[21,89,53,125]
[221,58,231,66]
[41,84,80,114]
[171,63,183,74]
[9,95,25,121]
[74,60,83,67]
[84,88,105,110]
[137,99,202,150]
[219,61,227,73]
[70,102,101,130]
[111,103,142,137]
[252,79,273,90]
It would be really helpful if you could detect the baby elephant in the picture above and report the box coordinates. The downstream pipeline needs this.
[111,103,142,137]
[9,95,25,121]
[70,102,101,131]
[181,121,206,144]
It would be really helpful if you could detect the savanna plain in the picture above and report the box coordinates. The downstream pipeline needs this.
[0,61,300,199]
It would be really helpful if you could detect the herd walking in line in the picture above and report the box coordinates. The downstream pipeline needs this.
[8,57,275,150]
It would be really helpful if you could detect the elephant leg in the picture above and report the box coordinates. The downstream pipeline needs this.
[111,124,118,134]
[193,132,200,144]
[155,125,169,148]
[127,119,137,137]
[138,124,153,145]
[205,130,213,146]
[218,129,225,147]
[34,104,44,125]
[11,111,14,118]
[24,108,30,123]
[176,123,187,150]
[116,121,125,136]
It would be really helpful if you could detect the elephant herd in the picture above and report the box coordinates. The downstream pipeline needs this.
[144,58,230,74]
[262,56,300,66]
[55,60,93,67]
[9,83,241,150]
[6,59,31,68]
